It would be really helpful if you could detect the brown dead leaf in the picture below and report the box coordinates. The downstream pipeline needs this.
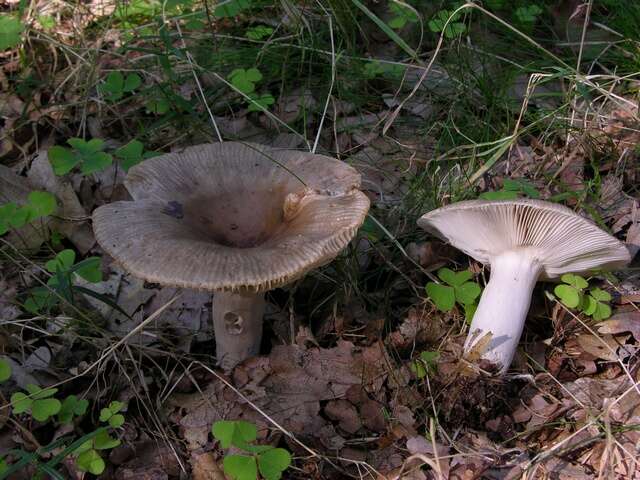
[114,442,181,480]
[575,333,625,362]
[170,341,393,450]
[28,151,95,253]
[406,241,457,270]
[541,457,589,479]
[564,376,627,410]
[146,287,211,352]
[513,393,562,431]
[391,404,416,431]
[361,398,386,432]
[325,399,362,434]
[599,311,640,341]
[463,331,493,364]
[191,452,227,480]
[389,307,442,351]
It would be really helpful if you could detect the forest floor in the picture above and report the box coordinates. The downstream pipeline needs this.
[0,1,639,479]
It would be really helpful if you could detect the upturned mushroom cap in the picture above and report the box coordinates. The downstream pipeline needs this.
[93,142,370,292]
[418,199,630,278]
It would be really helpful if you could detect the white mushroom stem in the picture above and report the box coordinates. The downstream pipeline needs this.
[463,249,543,373]
[212,291,265,370]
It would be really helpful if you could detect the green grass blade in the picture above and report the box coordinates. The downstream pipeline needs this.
[350,0,418,60]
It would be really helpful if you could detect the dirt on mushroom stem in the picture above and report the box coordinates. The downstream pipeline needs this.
[212,290,266,370]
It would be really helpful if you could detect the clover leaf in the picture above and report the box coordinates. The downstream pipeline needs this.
[425,282,455,311]
[0,191,56,235]
[0,359,11,383]
[245,25,273,40]
[362,60,405,80]
[583,287,612,321]
[411,351,439,379]
[49,138,113,175]
[45,249,76,273]
[455,282,482,305]
[99,400,125,427]
[58,395,89,424]
[388,2,418,30]
[114,139,157,171]
[428,10,466,38]
[247,93,275,112]
[554,284,580,308]
[554,274,613,321]
[99,71,142,102]
[363,61,385,79]
[212,420,258,449]
[229,68,263,94]
[115,139,144,170]
[215,0,251,17]
[426,268,482,315]
[515,4,543,24]
[257,448,292,480]
[44,249,102,283]
[213,419,291,480]
[27,191,57,218]
[11,384,61,422]
[74,429,120,474]
[224,455,257,480]
[76,448,105,475]
[0,15,23,51]
[73,256,103,283]
[93,430,121,450]
[554,273,588,308]
[25,250,102,314]
[24,286,58,314]
[146,97,170,114]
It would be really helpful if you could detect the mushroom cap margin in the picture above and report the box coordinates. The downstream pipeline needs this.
[418,198,630,278]
[92,142,371,292]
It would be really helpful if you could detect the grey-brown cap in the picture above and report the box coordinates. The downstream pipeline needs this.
[418,199,630,278]
[93,142,370,292]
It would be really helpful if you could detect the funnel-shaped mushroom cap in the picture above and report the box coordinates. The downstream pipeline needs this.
[93,142,370,292]
[418,199,630,278]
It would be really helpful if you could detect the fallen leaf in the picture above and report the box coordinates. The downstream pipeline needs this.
[28,151,95,253]
[191,452,227,480]
[575,333,625,362]
[325,399,361,434]
[114,442,181,480]
[599,311,640,340]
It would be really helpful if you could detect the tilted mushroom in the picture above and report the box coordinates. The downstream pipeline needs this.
[92,142,370,369]
[418,199,630,373]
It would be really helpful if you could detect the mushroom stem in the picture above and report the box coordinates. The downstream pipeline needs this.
[212,291,266,370]
[464,249,542,373]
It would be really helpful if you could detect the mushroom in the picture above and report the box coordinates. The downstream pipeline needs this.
[418,199,630,373]
[92,142,370,369]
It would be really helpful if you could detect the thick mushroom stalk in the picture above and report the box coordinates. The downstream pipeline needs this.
[418,199,631,374]
[464,249,542,371]
[212,291,265,370]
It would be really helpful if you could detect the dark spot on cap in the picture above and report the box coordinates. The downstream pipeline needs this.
[162,201,184,219]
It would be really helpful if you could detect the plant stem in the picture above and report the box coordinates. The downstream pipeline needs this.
[212,291,265,370]
[464,249,542,373]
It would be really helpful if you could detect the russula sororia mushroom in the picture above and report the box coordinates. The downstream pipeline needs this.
[92,142,370,369]
[418,199,630,373]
